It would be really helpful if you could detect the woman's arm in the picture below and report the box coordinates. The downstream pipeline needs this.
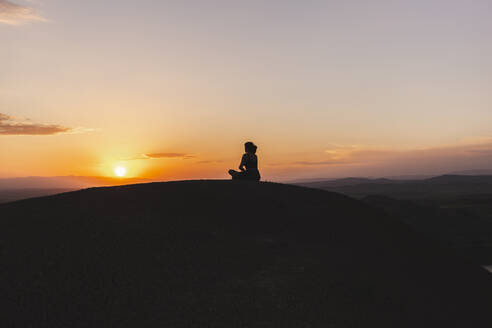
[239,154,247,171]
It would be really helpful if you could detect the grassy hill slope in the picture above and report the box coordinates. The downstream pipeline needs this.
[0,180,491,327]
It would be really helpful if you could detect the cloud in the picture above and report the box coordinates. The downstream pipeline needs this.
[270,140,492,170]
[196,160,225,164]
[0,113,72,135]
[126,153,195,161]
[325,141,492,172]
[293,160,349,166]
[0,0,46,25]
[465,149,492,155]
[145,153,194,159]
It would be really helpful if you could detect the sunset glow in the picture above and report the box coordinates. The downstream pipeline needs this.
[114,167,127,178]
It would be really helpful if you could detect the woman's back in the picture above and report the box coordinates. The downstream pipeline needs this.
[242,153,258,171]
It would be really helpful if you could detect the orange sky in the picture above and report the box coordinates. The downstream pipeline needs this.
[1,1,492,181]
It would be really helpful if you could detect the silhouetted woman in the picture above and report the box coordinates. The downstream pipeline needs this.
[228,142,261,181]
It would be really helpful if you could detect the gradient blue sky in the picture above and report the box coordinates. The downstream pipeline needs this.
[1,0,492,180]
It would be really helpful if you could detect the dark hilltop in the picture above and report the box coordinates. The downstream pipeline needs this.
[1,180,491,327]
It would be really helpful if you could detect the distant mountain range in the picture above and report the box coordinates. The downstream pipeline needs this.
[287,169,492,184]
[296,174,492,199]
[449,169,492,176]
[0,188,75,204]
[0,175,155,190]
[0,176,159,203]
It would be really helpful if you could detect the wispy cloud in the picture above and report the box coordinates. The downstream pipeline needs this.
[293,160,350,166]
[126,153,195,161]
[267,139,492,170]
[146,153,194,159]
[0,0,46,25]
[0,113,72,135]
[196,159,225,164]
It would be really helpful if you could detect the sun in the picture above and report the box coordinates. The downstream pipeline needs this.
[114,166,127,177]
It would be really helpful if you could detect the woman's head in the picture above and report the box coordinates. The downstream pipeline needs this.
[244,141,257,154]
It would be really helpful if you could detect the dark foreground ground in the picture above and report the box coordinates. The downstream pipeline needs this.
[1,180,491,327]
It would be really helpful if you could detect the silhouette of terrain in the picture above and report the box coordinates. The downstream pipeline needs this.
[297,175,492,265]
[0,176,153,190]
[1,180,491,327]
[0,188,76,204]
[450,169,492,176]
[299,177,394,188]
[297,175,492,199]
[364,195,492,264]
[0,176,155,203]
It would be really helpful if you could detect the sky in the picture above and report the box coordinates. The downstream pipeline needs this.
[1,0,492,181]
